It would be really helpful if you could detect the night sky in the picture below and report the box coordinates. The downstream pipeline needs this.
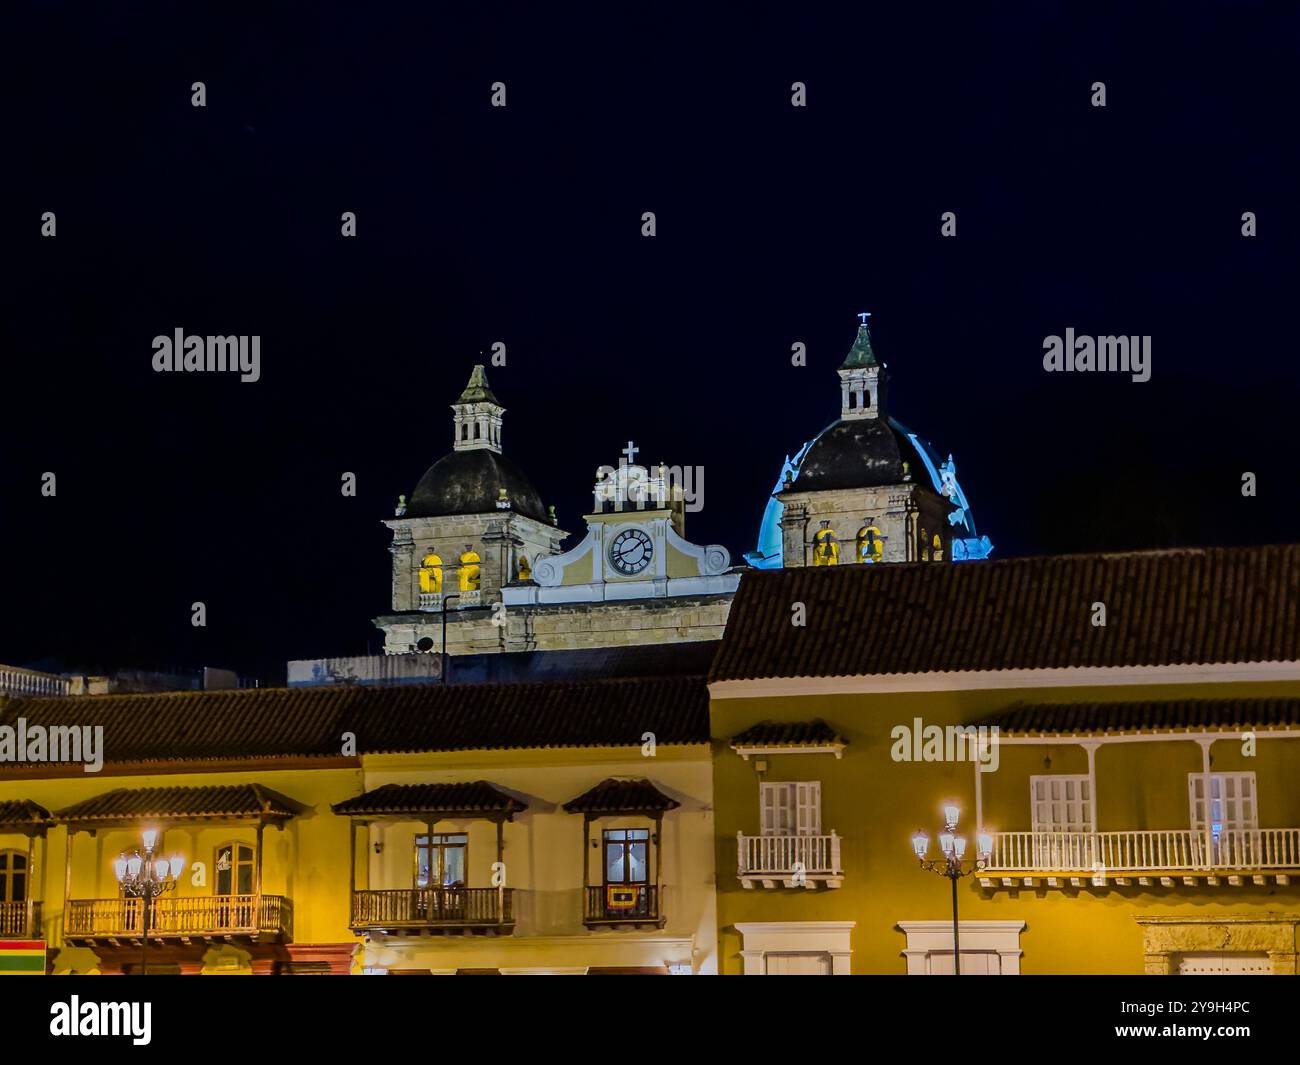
[3,3,1297,683]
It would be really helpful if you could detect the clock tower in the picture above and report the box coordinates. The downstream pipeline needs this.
[503,452,735,608]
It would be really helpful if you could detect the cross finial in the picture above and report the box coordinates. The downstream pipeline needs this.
[622,440,639,464]
[857,311,871,325]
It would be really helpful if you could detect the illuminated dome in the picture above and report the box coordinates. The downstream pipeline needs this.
[745,316,993,568]
[403,364,554,525]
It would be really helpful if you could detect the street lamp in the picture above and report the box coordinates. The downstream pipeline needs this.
[114,828,185,976]
[911,802,992,975]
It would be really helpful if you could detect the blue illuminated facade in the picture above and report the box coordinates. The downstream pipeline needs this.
[745,318,993,569]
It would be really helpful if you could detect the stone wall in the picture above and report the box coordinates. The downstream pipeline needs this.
[376,594,734,656]
[779,482,953,567]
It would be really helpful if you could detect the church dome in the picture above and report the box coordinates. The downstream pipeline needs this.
[406,448,551,523]
[786,414,935,493]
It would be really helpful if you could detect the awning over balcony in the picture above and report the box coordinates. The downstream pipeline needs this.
[978,698,1300,737]
[0,799,52,834]
[53,784,307,828]
[730,720,846,759]
[332,781,525,821]
[563,778,679,816]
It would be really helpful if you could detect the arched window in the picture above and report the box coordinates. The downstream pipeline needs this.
[517,554,531,581]
[856,524,884,564]
[215,842,255,897]
[459,549,482,591]
[0,850,27,903]
[812,528,839,566]
[932,534,944,562]
[418,553,443,594]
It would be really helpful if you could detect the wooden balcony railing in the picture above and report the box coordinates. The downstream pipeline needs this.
[349,887,514,934]
[64,895,291,941]
[738,832,843,878]
[0,900,41,939]
[986,828,1300,875]
[583,884,663,926]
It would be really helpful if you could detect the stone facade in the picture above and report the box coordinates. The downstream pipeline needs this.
[1136,914,1300,975]
[778,483,954,568]
[376,594,733,656]
[384,511,566,616]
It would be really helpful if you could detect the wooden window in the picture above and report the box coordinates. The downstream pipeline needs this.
[215,842,255,896]
[414,834,468,888]
[760,782,821,836]
[1189,772,1257,833]
[0,850,27,903]
[603,828,649,885]
[1030,775,1092,833]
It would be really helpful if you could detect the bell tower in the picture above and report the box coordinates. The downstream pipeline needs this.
[451,364,504,453]
[838,312,885,420]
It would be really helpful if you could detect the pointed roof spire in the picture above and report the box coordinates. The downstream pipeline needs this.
[457,364,500,406]
[840,312,879,370]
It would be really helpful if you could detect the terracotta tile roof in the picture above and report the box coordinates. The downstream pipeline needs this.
[53,784,307,825]
[332,782,525,818]
[981,699,1300,736]
[562,778,680,815]
[710,545,1300,681]
[0,674,708,771]
[729,720,846,750]
[0,799,51,830]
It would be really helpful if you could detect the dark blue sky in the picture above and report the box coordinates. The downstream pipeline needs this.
[3,3,1297,681]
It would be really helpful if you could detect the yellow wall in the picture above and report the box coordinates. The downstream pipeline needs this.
[356,745,717,973]
[710,679,1300,975]
[0,743,718,974]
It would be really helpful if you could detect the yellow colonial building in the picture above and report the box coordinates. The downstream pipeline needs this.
[707,544,1300,975]
[0,672,717,975]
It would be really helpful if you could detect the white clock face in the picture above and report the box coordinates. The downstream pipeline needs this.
[609,528,653,576]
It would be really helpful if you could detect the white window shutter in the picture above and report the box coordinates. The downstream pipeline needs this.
[760,783,776,836]
[795,782,821,836]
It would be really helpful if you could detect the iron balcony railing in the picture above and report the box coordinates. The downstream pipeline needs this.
[64,895,291,939]
[0,900,42,939]
[583,884,661,925]
[349,887,514,932]
[986,828,1300,874]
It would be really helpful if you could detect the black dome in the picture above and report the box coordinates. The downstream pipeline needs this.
[786,415,937,493]
[406,449,551,523]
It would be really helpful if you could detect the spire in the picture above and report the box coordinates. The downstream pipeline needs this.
[451,364,505,452]
[837,313,885,420]
[839,312,879,370]
[457,364,500,405]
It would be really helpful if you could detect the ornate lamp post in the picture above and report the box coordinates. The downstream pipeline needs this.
[113,828,185,976]
[911,802,992,975]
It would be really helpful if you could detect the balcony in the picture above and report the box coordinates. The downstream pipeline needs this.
[64,895,292,944]
[737,832,843,889]
[349,887,515,935]
[583,885,665,928]
[419,591,481,611]
[0,901,41,939]
[981,829,1300,888]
